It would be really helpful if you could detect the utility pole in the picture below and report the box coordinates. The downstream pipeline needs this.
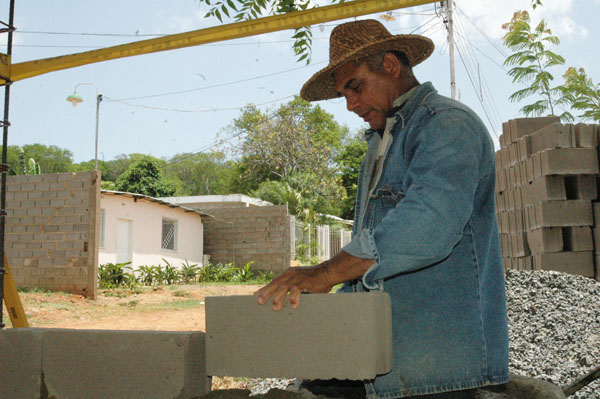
[446,0,457,100]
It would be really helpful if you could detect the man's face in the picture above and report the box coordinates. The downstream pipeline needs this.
[334,61,397,131]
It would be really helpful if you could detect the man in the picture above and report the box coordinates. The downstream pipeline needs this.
[256,19,509,399]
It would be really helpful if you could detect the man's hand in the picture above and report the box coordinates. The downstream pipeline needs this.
[255,251,374,311]
[255,263,333,311]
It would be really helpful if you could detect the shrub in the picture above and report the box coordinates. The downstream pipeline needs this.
[98,262,135,289]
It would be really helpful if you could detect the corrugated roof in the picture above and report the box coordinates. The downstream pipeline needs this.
[101,190,212,218]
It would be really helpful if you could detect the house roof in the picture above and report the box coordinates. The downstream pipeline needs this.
[101,190,212,218]
[159,194,272,207]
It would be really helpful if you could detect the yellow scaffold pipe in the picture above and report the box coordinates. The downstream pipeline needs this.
[6,0,436,84]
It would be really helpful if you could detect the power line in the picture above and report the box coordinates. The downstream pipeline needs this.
[113,61,326,101]
[454,4,507,59]
[106,94,295,112]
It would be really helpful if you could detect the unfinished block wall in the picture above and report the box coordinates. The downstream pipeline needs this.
[495,117,600,280]
[3,171,101,298]
[199,205,292,274]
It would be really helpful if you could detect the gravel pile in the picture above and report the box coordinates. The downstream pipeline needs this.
[245,270,600,398]
[506,269,599,399]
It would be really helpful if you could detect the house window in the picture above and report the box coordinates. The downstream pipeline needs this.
[162,218,177,251]
[99,209,106,248]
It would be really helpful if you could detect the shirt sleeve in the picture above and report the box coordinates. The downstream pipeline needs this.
[347,108,491,288]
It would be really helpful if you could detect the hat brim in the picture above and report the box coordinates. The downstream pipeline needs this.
[300,35,434,102]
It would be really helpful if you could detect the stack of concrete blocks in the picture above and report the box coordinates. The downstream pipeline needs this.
[495,116,600,280]
[3,171,101,298]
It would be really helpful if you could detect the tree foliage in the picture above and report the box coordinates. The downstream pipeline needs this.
[196,0,345,63]
[226,96,349,216]
[164,151,236,196]
[336,131,367,220]
[502,10,571,120]
[115,156,176,197]
[558,67,600,122]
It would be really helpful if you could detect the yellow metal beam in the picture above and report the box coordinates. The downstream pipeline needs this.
[8,0,436,83]
[3,256,30,328]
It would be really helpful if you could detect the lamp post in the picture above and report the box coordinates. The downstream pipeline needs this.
[66,83,103,169]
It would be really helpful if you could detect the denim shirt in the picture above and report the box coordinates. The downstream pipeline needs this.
[341,82,509,398]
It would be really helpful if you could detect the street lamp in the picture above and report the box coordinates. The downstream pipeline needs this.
[66,83,103,169]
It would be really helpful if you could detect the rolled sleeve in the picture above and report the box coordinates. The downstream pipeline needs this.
[341,228,381,290]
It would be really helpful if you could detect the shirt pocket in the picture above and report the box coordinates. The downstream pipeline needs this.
[368,183,405,228]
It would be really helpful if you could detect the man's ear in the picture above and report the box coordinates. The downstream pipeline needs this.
[382,53,402,79]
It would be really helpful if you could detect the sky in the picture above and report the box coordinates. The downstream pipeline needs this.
[1,0,599,163]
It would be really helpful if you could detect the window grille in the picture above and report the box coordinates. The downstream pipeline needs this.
[162,218,177,251]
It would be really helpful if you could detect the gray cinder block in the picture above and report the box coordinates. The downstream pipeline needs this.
[42,329,210,399]
[0,328,43,399]
[205,292,392,380]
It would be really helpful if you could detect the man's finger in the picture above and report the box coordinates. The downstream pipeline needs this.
[289,285,302,309]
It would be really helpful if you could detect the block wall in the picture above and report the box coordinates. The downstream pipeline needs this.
[199,205,291,274]
[3,171,101,298]
[495,117,600,280]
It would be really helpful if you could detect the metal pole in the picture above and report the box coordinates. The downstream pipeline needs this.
[94,94,102,169]
[0,0,16,330]
[446,0,457,100]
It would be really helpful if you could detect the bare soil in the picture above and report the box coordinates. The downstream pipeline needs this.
[5,283,263,393]
[7,283,261,331]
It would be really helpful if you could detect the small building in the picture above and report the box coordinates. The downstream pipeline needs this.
[99,190,209,269]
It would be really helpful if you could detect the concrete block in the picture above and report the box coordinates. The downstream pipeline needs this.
[529,122,573,154]
[509,116,561,140]
[574,123,598,148]
[593,202,600,226]
[540,148,599,176]
[501,148,510,171]
[565,175,597,200]
[42,329,209,399]
[594,228,600,254]
[532,152,542,179]
[532,200,593,229]
[563,226,593,251]
[0,328,43,399]
[206,293,392,380]
[518,136,531,162]
[495,150,503,170]
[509,142,519,166]
[521,176,566,206]
[533,251,594,277]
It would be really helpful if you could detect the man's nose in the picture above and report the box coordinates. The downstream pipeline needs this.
[346,93,359,113]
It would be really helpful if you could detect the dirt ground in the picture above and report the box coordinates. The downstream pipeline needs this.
[5,283,264,392]
[7,283,261,331]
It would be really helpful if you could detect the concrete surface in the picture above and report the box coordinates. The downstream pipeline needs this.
[205,292,392,380]
[0,328,210,399]
[0,328,43,399]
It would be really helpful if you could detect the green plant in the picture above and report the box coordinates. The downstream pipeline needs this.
[180,259,200,283]
[161,258,181,285]
[137,265,159,286]
[232,261,255,282]
[502,9,572,120]
[98,262,134,289]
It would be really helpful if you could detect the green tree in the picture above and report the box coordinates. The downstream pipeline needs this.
[558,67,600,122]
[336,132,367,220]
[502,10,572,120]
[19,144,73,173]
[226,96,348,216]
[115,156,176,197]
[164,151,235,196]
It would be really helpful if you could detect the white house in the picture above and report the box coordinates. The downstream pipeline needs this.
[98,190,209,269]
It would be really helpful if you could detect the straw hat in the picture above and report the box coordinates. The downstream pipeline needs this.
[300,19,434,101]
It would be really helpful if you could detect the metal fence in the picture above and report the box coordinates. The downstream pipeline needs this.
[291,218,352,262]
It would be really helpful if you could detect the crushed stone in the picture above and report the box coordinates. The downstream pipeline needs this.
[202,270,600,398]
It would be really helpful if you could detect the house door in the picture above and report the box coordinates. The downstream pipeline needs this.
[116,219,133,264]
